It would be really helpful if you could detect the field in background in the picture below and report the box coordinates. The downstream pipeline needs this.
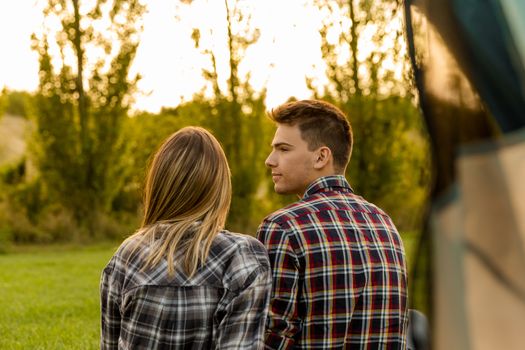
[0,243,118,350]
[0,233,418,349]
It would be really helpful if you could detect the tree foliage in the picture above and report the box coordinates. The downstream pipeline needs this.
[0,0,432,245]
[187,0,276,232]
[309,0,409,98]
[30,0,145,236]
[310,0,430,230]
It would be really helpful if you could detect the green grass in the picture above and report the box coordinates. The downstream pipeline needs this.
[0,243,119,350]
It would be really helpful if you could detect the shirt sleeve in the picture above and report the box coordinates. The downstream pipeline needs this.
[215,265,272,349]
[257,220,301,350]
[100,261,122,350]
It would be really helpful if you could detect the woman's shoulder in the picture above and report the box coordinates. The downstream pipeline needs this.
[215,230,268,260]
[105,233,152,276]
[216,229,265,246]
[210,231,270,289]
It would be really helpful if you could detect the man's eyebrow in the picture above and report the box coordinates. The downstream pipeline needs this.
[271,142,294,148]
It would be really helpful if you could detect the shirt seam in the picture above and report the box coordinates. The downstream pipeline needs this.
[267,206,391,228]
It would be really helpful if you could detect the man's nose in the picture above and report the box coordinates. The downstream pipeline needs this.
[265,151,276,168]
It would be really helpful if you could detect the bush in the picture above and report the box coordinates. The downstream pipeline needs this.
[0,224,13,253]
[0,88,34,118]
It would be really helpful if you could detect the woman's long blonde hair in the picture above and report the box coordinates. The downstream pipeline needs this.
[127,126,231,277]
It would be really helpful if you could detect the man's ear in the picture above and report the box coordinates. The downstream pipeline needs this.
[313,146,331,170]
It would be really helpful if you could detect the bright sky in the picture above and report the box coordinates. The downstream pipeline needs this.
[0,0,327,112]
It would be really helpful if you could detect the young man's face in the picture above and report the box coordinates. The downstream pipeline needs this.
[265,123,319,196]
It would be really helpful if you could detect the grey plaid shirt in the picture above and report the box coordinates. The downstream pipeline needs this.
[100,230,272,349]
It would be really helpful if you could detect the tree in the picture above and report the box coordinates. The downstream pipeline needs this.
[309,0,409,98]
[309,0,430,231]
[184,0,275,232]
[31,0,145,237]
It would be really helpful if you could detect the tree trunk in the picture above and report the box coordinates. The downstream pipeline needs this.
[348,0,361,97]
[72,0,95,235]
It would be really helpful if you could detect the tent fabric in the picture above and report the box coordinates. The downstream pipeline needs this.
[500,0,525,68]
[451,0,525,132]
[404,0,525,349]
[431,190,470,350]
[433,131,525,350]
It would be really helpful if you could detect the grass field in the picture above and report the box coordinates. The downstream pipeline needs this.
[0,243,119,350]
[0,233,418,349]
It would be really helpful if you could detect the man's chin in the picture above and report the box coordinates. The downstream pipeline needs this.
[274,184,286,195]
[274,185,293,196]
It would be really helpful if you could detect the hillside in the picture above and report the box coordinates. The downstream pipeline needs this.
[0,114,28,165]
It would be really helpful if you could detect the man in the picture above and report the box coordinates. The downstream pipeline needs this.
[257,99,408,349]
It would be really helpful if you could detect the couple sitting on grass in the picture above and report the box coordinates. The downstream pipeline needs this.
[100,99,408,350]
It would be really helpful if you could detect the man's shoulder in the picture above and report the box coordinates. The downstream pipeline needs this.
[263,191,391,227]
[262,198,316,226]
[345,193,390,216]
[262,192,343,228]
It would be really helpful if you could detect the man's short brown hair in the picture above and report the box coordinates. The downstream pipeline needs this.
[269,99,353,171]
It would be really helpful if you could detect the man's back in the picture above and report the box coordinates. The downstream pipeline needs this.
[257,175,408,349]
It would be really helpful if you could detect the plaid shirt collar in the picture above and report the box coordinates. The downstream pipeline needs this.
[303,175,353,199]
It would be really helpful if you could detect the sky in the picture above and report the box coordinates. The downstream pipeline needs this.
[0,0,328,113]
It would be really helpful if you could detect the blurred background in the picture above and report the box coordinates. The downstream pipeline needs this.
[0,0,429,250]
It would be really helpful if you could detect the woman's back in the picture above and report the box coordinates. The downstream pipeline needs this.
[100,127,271,349]
[100,229,271,350]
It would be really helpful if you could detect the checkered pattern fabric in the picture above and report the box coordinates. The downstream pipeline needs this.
[257,176,408,349]
[100,230,271,349]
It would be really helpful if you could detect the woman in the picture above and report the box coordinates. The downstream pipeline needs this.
[100,127,271,349]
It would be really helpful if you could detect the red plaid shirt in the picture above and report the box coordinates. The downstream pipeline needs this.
[257,176,408,349]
